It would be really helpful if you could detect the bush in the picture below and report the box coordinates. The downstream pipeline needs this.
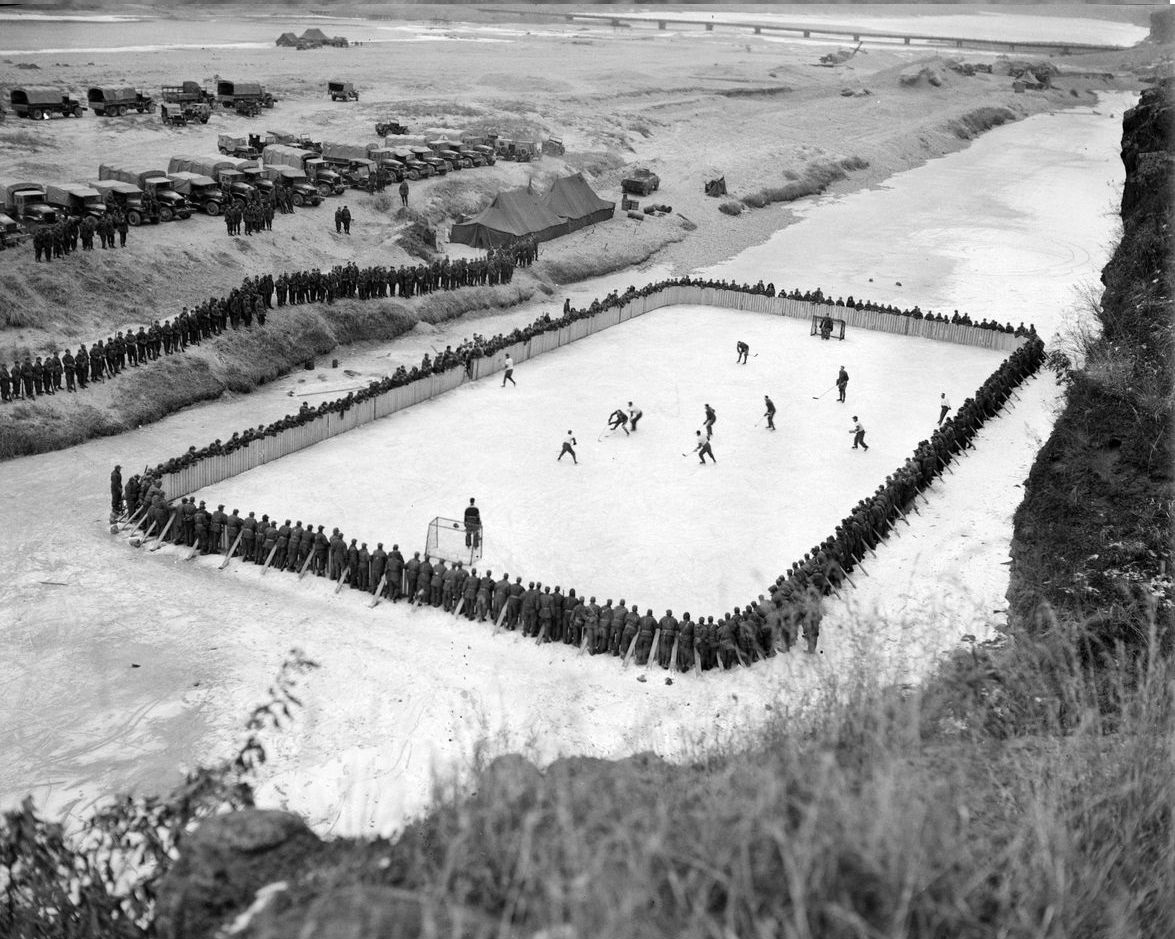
[718,201,744,216]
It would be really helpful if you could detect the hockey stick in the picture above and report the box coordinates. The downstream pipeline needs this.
[842,571,858,589]
[493,602,509,634]
[261,543,279,575]
[120,504,148,532]
[219,530,244,568]
[148,512,177,551]
[668,636,680,672]
[578,631,592,656]
[185,540,201,561]
[693,641,702,677]
[622,631,640,668]
[297,550,315,579]
[334,566,350,593]
[646,628,661,669]
[369,574,387,607]
[811,385,836,400]
[134,520,158,546]
[455,597,466,619]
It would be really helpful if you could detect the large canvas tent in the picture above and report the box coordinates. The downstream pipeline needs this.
[542,173,614,231]
[449,187,569,249]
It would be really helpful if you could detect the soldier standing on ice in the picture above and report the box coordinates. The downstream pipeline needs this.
[736,340,750,365]
[850,416,869,451]
[464,497,482,549]
[693,430,716,464]
[836,366,849,403]
[627,401,642,432]
[558,430,578,464]
[763,395,776,431]
[938,392,951,425]
[704,403,717,438]
[501,353,516,387]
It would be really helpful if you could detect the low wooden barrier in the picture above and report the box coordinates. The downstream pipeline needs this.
[158,286,1023,499]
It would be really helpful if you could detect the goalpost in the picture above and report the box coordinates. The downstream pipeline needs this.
[425,516,483,565]
[810,314,847,341]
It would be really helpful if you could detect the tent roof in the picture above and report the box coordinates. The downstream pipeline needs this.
[451,187,568,248]
[542,173,613,222]
[300,28,329,41]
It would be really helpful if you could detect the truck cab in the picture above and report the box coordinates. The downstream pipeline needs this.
[214,169,256,206]
[368,149,406,183]
[1,183,58,226]
[167,172,227,216]
[262,166,323,207]
[218,134,261,159]
[304,159,347,196]
[410,146,447,175]
[141,176,192,221]
[44,183,107,219]
[390,147,433,180]
[453,143,486,167]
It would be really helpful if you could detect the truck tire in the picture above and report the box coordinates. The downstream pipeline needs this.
[407,169,420,181]
[158,206,174,222]
[127,210,142,227]
[30,108,44,120]
[204,201,221,217]
[292,192,305,207]
[316,182,332,197]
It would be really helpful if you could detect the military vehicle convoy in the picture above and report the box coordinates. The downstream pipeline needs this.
[215,80,276,111]
[261,145,346,196]
[98,165,192,221]
[83,180,152,226]
[87,87,155,117]
[9,87,85,120]
[167,172,228,216]
[160,82,216,107]
[260,166,323,207]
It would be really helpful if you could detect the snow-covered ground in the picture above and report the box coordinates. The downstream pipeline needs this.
[0,96,1128,836]
[192,307,1002,614]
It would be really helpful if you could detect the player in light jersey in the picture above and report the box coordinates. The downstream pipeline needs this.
[558,430,578,464]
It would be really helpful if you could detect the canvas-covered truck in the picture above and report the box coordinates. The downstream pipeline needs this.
[389,146,434,180]
[87,87,155,117]
[167,172,227,216]
[261,144,345,196]
[216,80,275,111]
[83,180,152,226]
[43,183,107,219]
[9,87,85,120]
[0,211,26,249]
[167,155,257,206]
[367,148,407,183]
[98,165,192,221]
[160,81,215,107]
[214,156,277,200]
[1,183,58,227]
[218,134,261,159]
[410,145,449,175]
[328,80,358,102]
[261,166,323,207]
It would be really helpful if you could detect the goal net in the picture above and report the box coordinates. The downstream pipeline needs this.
[810,314,847,341]
[425,516,483,565]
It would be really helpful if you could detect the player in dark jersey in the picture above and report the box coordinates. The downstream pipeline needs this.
[463,497,481,549]
[608,408,630,435]
[736,341,749,364]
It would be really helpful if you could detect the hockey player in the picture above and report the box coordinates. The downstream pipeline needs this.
[850,416,869,451]
[607,408,629,435]
[501,352,516,387]
[703,403,716,438]
[836,366,849,403]
[736,340,750,365]
[693,430,716,464]
[763,395,776,430]
[627,401,642,431]
[938,392,951,426]
[558,430,578,464]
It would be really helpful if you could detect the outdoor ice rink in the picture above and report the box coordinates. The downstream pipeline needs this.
[190,305,1004,614]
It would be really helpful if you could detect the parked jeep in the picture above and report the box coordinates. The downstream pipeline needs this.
[621,168,660,196]
[375,118,409,137]
[218,134,261,160]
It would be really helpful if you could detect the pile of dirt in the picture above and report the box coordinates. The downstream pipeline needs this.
[899,63,946,88]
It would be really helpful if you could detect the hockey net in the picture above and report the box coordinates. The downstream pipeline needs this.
[810,314,847,341]
[425,516,483,565]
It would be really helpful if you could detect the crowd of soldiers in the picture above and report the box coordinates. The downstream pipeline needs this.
[224,198,274,237]
[30,211,132,261]
[697,278,1037,337]
[120,272,1045,666]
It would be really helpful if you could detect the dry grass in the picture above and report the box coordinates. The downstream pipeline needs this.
[949,106,1017,140]
[740,156,871,211]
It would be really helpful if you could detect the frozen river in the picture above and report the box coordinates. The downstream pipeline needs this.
[0,95,1129,836]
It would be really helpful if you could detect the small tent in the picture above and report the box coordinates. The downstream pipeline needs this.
[450,187,568,249]
[276,32,299,47]
[300,28,330,43]
[542,173,614,231]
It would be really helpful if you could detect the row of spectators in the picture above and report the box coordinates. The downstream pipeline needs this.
[123,277,1045,666]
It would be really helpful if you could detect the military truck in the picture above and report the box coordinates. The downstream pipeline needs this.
[367,148,408,183]
[622,168,660,196]
[214,156,278,200]
[460,137,497,166]
[388,147,434,180]
[328,80,359,102]
[494,138,537,163]
[167,156,257,207]
[0,183,59,226]
[160,82,216,107]
[260,166,323,207]
[9,87,85,120]
[98,165,192,221]
[83,180,152,226]
[542,136,565,157]
[0,211,26,249]
[453,143,488,167]
[263,130,322,152]
[262,144,346,196]
[428,140,471,170]
[87,87,155,117]
[43,183,107,219]
[218,134,261,160]
[216,80,275,111]
[319,141,378,186]
[167,172,228,216]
